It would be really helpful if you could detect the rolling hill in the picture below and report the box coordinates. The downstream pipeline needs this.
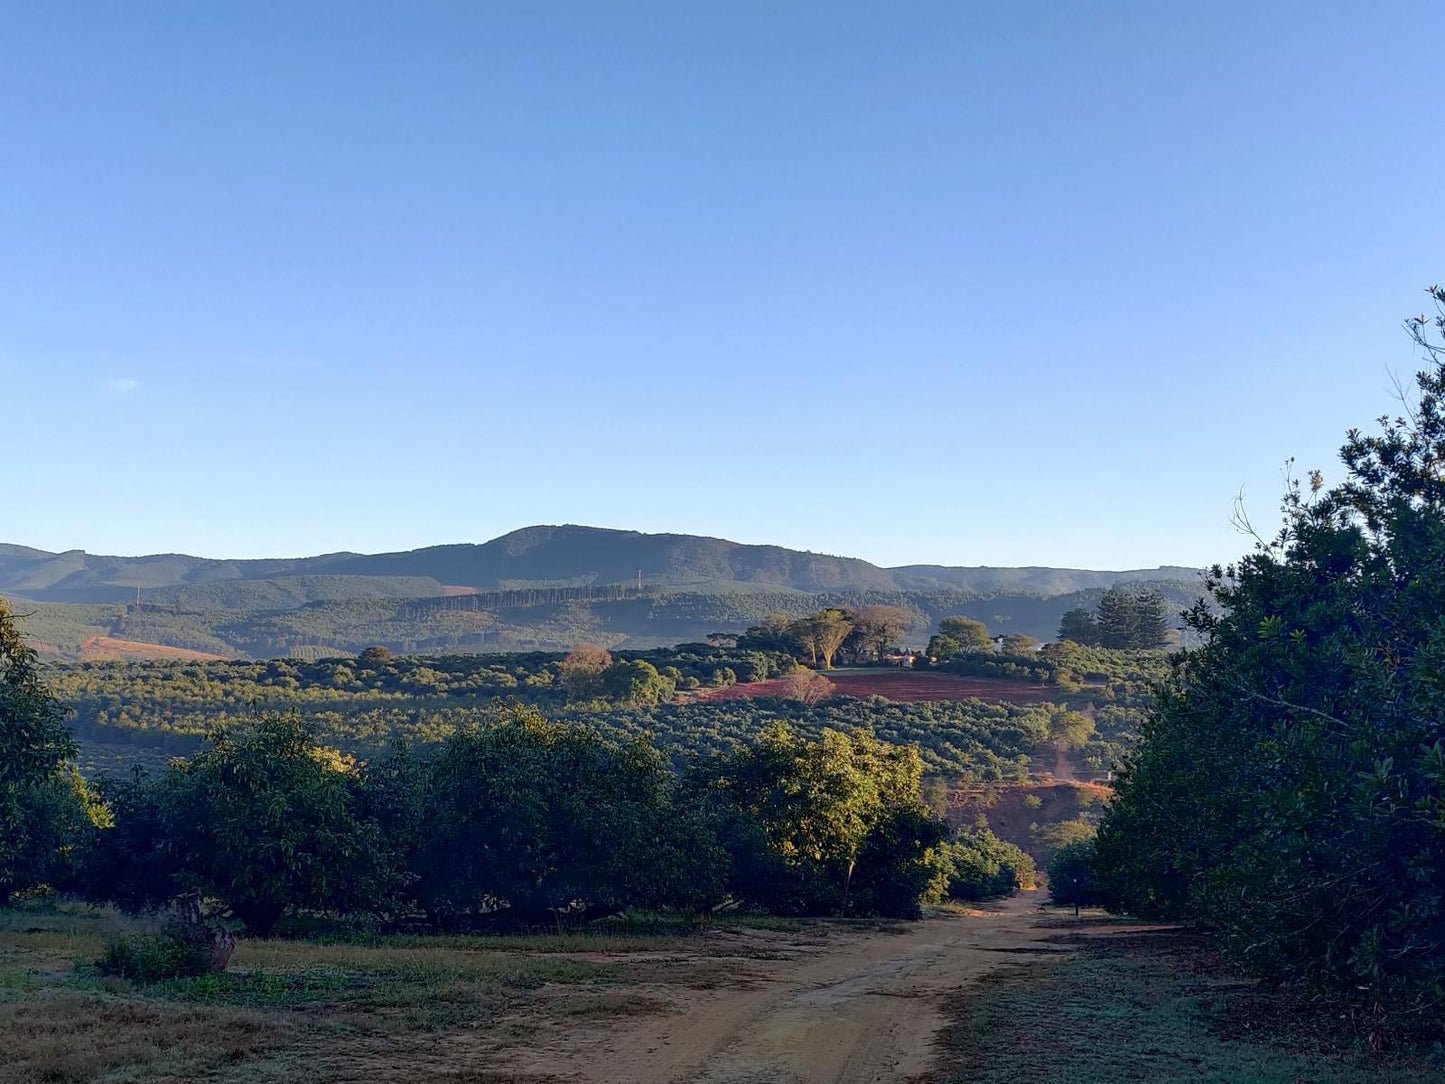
[0,527,1204,658]
[0,525,1194,600]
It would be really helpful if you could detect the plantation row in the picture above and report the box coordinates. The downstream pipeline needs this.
[49,639,1167,789]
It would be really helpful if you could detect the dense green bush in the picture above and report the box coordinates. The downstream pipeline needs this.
[393,704,725,925]
[694,725,949,918]
[1096,295,1445,1020]
[0,599,108,903]
[69,707,953,927]
[945,825,1036,900]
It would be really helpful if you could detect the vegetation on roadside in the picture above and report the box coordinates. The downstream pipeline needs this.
[931,927,1439,1084]
[1094,290,1445,1036]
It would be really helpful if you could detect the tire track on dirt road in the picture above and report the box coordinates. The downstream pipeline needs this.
[512,893,1062,1084]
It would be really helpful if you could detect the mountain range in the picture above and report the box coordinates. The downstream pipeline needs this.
[0,525,1196,603]
[1,526,1202,660]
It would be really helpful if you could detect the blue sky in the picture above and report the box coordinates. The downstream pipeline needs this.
[3,2,1442,570]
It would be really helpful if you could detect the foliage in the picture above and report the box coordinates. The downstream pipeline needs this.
[931,616,992,658]
[696,724,949,917]
[400,704,723,924]
[1046,839,1097,909]
[1056,607,1098,646]
[3,766,108,901]
[97,928,214,983]
[945,824,1036,900]
[600,657,675,705]
[74,706,951,926]
[75,768,183,913]
[1059,588,1173,650]
[558,643,612,699]
[778,669,834,705]
[1047,710,1096,750]
[50,644,1150,783]
[790,608,854,668]
[158,713,401,933]
[843,604,912,663]
[1096,290,1445,1019]
[1031,817,1098,865]
[0,597,105,902]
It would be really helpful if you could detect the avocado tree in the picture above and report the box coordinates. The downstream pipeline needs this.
[1048,839,1097,915]
[407,704,723,925]
[0,598,106,902]
[700,724,947,917]
[1095,287,1445,1018]
[163,712,400,933]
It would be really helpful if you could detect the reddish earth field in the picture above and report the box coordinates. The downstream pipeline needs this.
[79,636,230,663]
[689,668,1057,706]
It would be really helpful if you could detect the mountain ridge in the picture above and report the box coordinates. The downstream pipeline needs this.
[0,525,1199,603]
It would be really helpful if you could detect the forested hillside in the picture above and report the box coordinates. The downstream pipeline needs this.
[0,527,1198,601]
[10,578,1202,661]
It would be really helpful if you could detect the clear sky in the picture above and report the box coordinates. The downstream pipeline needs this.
[4,2,1442,570]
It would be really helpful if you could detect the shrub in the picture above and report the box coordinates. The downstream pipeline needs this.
[97,929,213,983]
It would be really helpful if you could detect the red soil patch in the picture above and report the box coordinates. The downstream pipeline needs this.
[689,669,1057,706]
[441,585,479,596]
[79,636,230,663]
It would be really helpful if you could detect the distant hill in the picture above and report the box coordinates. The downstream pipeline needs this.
[0,525,1196,601]
[0,527,1204,659]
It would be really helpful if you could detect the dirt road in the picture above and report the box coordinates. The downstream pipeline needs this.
[511,893,1061,1084]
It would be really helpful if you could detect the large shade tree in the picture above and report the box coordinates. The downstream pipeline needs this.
[1096,287,1445,1022]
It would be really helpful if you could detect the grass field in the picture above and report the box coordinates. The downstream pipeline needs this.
[5,899,1439,1083]
[927,922,1443,1084]
[0,899,856,1084]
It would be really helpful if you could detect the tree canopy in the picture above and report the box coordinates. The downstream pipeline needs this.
[1096,288,1445,1021]
[0,597,104,902]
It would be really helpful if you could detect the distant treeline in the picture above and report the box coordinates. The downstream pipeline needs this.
[398,583,642,616]
[17,579,1204,661]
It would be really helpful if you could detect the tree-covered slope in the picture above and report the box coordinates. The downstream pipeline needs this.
[2,525,1195,600]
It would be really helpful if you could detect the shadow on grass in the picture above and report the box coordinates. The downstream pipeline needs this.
[926,928,1443,1084]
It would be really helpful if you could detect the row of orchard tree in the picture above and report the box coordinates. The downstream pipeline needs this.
[0,603,1033,931]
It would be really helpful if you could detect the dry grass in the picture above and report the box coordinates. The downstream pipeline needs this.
[0,993,287,1084]
[0,901,782,1084]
